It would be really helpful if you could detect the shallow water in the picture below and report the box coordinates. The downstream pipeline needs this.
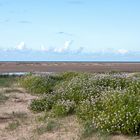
[0,72,28,76]
[0,72,55,76]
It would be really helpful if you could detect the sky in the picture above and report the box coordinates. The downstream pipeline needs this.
[0,0,140,61]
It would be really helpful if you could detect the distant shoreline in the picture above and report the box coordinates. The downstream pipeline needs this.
[0,61,140,63]
[0,62,140,73]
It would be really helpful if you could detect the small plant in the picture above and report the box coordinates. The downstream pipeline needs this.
[6,120,20,131]
[35,120,59,135]
[30,95,57,112]
[81,121,96,138]
[46,120,59,132]
[0,93,9,104]
[12,111,28,120]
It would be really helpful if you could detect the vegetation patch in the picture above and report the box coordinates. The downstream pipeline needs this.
[11,111,28,120]
[0,75,17,87]
[19,72,140,136]
[0,93,9,104]
[6,120,20,131]
[30,95,57,112]
[52,99,75,117]
[35,120,59,135]
[20,74,61,94]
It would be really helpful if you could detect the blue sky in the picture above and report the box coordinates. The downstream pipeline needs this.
[0,0,140,61]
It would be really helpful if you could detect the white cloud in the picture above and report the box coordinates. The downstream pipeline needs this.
[117,49,128,54]
[97,48,129,55]
[16,41,26,50]
[64,40,72,49]
[40,45,49,52]
[54,40,73,53]
[54,48,63,53]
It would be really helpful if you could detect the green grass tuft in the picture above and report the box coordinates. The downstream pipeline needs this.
[0,75,17,87]
[35,120,59,135]
[6,120,20,131]
[0,93,9,104]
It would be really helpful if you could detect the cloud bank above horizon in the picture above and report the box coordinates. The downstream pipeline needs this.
[0,41,140,61]
[0,41,130,54]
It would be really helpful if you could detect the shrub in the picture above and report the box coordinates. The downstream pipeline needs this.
[20,75,57,94]
[77,90,140,135]
[92,74,131,90]
[76,100,94,122]
[30,95,57,112]
[59,72,80,81]
[26,72,140,136]
[127,80,140,94]
[54,73,101,104]
[54,73,133,105]
[52,99,75,117]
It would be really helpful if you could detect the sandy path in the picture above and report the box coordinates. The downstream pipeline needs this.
[0,88,37,140]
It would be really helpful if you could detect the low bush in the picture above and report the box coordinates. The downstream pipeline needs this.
[92,74,131,90]
[30,95,57,112]
[20,75,57,94]
[54,73,101,104]
[52,99,75,117]
[59,72,80,81]
[77,90,140,135]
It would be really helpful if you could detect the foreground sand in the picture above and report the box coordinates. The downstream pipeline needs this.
[0,87,81,140]
[0,62,140,73]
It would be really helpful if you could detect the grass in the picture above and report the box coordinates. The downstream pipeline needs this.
[35,120,59,135]
[0,75,17,87]
[6,120,20,131]
[11,111,28,120]
[4,111,28,122]
[0,93,9,104]
[4,112,28,132]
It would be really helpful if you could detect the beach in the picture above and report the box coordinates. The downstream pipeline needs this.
[0,62,140,73]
